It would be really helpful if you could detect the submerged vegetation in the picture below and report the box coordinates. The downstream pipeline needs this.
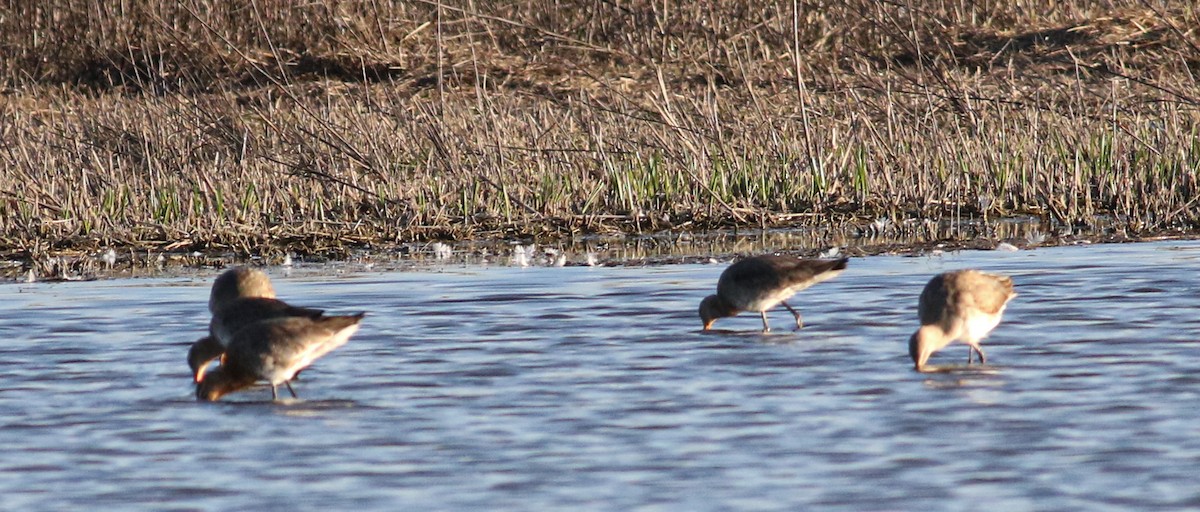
[1,1,1199,267]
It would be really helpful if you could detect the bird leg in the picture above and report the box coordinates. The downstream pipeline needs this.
[760,311,772,332]
[780,301,803,330]
[966,344,987,365]
[270,385,279,401]
[285,381,299,398]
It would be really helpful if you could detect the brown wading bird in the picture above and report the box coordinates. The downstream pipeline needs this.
[187,267,324,383]
[909,270,1016,372]
[699,256,849,332]
[196,313,365,401]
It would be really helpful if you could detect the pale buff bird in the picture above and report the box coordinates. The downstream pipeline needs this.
[196,313,365,401]
[699,256,849,332]
[909,270,1016,372]
[187,267,324,383]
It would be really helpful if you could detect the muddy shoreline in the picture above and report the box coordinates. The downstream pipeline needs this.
[10,218,1198,282]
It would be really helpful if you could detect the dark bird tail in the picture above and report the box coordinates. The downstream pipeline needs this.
[319,312,366,331]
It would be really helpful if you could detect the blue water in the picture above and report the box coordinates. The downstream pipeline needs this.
[2,240,1199,510]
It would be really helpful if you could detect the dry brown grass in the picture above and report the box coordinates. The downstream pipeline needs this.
[2,1,1199,266]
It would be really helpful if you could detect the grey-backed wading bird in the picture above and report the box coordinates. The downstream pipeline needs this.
[699,255,849,332]
[187,267,324,383]
[195,313,365,401]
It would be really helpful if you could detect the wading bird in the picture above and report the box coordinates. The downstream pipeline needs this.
[909,270,1016,372]
[196,313,365,401]
[699,255,849,332]
[188,267,324,383]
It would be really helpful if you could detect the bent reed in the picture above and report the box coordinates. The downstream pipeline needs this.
[2,1,1198,267]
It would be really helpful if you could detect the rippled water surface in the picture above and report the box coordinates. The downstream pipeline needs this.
[3,240,1200,510]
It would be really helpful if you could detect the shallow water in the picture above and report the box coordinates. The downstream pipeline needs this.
[2,240,1200,510]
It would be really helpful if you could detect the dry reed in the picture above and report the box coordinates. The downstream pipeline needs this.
[1,0,1198,267]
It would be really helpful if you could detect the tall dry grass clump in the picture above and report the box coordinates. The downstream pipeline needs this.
[1,1,1198,261]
